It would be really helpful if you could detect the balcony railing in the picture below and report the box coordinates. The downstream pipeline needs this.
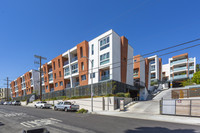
[172,66,187,72]
[72,69,78,74]
[50,88,54,92]
[189,58,194,62]
[64,61,69,66]
[64,72,70,76]
[49,78,53,82]
[100,75,110,81]
[189,66,194,69]
[133,74,139,78]
[189,74,194,78]
[71,56,77,62]
[171,59,187,66]
[173,74,187,79]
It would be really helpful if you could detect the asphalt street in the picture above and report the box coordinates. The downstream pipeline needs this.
[0,105,200,133]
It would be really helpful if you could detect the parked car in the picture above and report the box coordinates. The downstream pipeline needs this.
[8,101,12,105]
[3,101,9,105]
[35,101,51,109]
[54,101,79,112]
[12,101,21,106]
[0,101,4,105]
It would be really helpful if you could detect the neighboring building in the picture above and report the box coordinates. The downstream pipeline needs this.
[162,64,170,89]
[133,55,147,100]
[168,53,196,87]
[10,69,39,98]
[0,88,11,101]
[145,55,162,89]
[41,29,134,94]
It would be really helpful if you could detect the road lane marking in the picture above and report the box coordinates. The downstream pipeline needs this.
[20,118,62,128]
[4,113,26,117]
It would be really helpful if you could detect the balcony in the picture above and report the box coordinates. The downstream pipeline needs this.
[64,72,70,76]
[172,66,187,72]
[189,58,194,62]
[189,74,194,78]
[133,74,139,78]
[50,88,54,92]
[173,74,187,80]
[189,66,194,70]
[171,59,187,66]
[49,78,53,82]
[72,69,78,74]
[63,61,69,66]
[100,75,110,81]
[71,56,77,62]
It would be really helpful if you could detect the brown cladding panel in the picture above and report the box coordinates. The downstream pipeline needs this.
[52,55,65,91]
[25,72,32,95]
[159,58,162,81]
[120,36,128,83]
[172,53,188,59]
[17,77,22,96]
[43,63,50,93]
[77,40,89,86]
[145,58,149,88]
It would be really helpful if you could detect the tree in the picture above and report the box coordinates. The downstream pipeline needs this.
[192,71,200,84]
[196,64,200,72]
[181,79,193,87]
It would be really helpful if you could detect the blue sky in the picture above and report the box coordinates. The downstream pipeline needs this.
[0,0,200,87]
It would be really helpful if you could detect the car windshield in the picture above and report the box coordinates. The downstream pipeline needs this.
[64,102,71,105]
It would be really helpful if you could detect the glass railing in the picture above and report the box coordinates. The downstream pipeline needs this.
[172,66,187,72]
[149,61,155,64]
[100,75,110,81]
[133,74,138,77]
[64,72,70,76]
[71,56,78,62]
[189,66,194,69]
[189,58,194,62]
[173,74,187,79]
[171,59,187,66]
[50,88,54,92]
[49,78,53,82]
[72,69,78,74]
[189,74,194,78]
[31,81,33,85]
[64,61,69,66]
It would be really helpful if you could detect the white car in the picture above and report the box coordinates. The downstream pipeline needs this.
[3,101,9,105]
[35,101,51,109]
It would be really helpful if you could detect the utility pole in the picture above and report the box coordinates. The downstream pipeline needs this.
[34,55,47,101]
[4,77,11,101]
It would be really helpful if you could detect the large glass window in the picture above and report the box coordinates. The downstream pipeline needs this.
[91,44,94,55]
[100,52,110,65]
[151,65,155,71]
[100,36,110,51]
[71,63,78,74]
[90,73,95,79]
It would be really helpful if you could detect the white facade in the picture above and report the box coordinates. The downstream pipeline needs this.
[0,88,11,100]
[169,56,196,81]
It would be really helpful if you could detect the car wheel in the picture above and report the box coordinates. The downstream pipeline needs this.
[35,106,37,108]
[64,108,68,112]
[54,107,57,111]
[41,106,43,109]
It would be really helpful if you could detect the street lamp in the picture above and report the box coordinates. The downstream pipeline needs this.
[82,56,93,112]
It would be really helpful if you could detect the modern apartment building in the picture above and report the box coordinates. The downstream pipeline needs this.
[0,88,11,101]
[40,29,134,94]
[145,55,162,89]
[163,53,196,87]
[10,69,39,98]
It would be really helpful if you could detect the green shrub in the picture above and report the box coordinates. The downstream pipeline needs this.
[105,94,115,97]
[124,93,130,98]
[77,108,88,114]
[116,93,125,97]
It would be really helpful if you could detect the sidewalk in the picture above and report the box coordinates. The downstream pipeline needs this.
[92,111,200,126]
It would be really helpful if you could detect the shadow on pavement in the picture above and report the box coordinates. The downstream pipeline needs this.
[0,122,5,126]
[125,127,195,133]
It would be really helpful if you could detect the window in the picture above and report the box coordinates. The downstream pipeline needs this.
[149,59,155,64]
[92,60,94,68]
[59,71,61,77]
[133,69,139,77]
[90,73,95,79]
[54,73,56,79]
[71,63,78,74]
[91,44,94,55]
[100,52,110,65]
[151,65,155,71]
[46,85,48,90]
[53,62,56,70]
[81,62,84,70]
[134,60,137,62]
[64,67,70,76]
[58,59,60,68]
[80,47,83,57]
[81,75,86,81]
[100,36,110,51]
[60,81,63,86]
[55,83,58,87]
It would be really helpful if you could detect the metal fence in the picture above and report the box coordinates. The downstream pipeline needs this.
[172,88,200,99]
[160,99,200,117]
[13,80,138,101]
